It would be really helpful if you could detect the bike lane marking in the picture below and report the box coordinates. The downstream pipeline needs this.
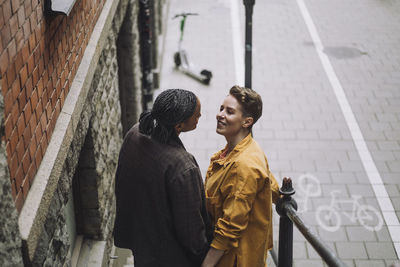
[296,0,400,257]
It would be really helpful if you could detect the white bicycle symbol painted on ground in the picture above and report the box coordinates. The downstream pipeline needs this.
[295,174,383,232]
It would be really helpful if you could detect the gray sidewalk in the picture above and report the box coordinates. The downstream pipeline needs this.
[159,0,400,266]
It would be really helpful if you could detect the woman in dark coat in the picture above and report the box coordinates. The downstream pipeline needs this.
[113,89,213,267]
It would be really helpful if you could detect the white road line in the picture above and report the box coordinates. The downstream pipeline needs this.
[230,0,244,86]
[296,0,400,258]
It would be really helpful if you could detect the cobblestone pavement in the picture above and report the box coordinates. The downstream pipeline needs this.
[158,0,400,266]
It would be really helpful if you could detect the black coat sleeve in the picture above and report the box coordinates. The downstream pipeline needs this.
[167,167,210,265]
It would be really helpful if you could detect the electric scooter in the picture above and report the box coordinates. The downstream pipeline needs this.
[173,13,213,85]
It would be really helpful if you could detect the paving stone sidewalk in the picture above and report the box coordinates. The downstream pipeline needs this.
[158,0,400,266]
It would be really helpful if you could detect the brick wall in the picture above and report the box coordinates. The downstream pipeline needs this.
[0,0,107,212]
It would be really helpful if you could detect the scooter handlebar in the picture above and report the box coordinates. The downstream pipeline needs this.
[172,12,199,19]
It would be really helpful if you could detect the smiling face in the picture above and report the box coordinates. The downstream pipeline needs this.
[216,95,253,137]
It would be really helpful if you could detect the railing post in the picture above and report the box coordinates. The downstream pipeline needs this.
[276,177,298,267]
[243,0,255,89]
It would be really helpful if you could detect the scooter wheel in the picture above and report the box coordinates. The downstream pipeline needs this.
[200,70,212,85]
[174,52,181,67]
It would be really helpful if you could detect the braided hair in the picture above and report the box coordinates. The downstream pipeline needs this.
[139,89,198,143]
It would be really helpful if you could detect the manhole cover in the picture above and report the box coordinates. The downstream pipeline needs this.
[323,46,368,59]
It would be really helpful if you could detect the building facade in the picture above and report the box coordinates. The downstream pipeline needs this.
[0,0,165,265]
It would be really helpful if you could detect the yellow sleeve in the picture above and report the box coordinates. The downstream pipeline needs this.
[211,161,261,251]
[269,170,280,204]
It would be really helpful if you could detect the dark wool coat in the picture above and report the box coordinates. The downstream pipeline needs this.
[113,124,213,267]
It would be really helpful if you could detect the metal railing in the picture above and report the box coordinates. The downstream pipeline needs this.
[273,177,347,267]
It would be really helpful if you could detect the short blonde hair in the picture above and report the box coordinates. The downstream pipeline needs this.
[229,85,262,127]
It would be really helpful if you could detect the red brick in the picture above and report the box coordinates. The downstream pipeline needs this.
[42,67,49,83]
[32,65,38,84]
[1,24,11,47]
[15,29,24,51]
[9,152,18,177]
[5,62,16,88]
[15,165,23,188]
[16,139,24,162]
[14,52,23,72]
[39,134,47,158]
[34,123,41,146]
[34,144,42,170]
[0,50,9,74]
[21,42,29,62]
[7,39,16,61]
[36,4,42,21]
[9,14,18,37]
[27,163,36,184]
[4,91,13,116]
[30,10,37,30]
[17,6,25,27]
[24,0,32,21]
[16,113,24,136]
[25,76,33,96]
[2,0,12,22]
[39,112,47,132]
[9,128,18,152]
[4,114,13,138]
[21,176,30,200]
[41,87,48,104]
[28,135,36,159]
[49,39,54,55]
[22,122,31,150]
[22,20,31,40]
[27,54,34,74]
[38,37,44,54]
[6,142,12,161]
[55,77,61,96]
[43,48,49,65]
[17,92,27,114]
[0,36,3,54]
[60,88,65,107]
[0,6,4,28]
[10,80,20,107]
[38,56,44,74]
[45,102,51,120]
[50,90,56,109]
[31,87,38,108]
[10,179,17,199]
[37,77,44,97]
[19,64,27,86]
[28,110,37,136]
[1,78,8,94]
[14,191,23,212]
[29,29,37,53]
[31,0,38,10]
[10,97,19,124]
[10,0,19,14]
[23,101,32,124]
[55,99,61,118]
[22,151,30,174]
[35,98,42,122]
[32,42,39,65]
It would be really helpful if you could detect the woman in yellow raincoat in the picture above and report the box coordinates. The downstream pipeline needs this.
[202,86,280,267]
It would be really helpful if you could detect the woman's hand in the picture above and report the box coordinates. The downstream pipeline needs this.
[201,247,225,267]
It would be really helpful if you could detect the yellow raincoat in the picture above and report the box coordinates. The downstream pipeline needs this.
[205,134,280,267]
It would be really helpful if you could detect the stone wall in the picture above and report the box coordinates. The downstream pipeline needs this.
[0,83,24,267]
[29,1,130,265]
[0,0,166,265]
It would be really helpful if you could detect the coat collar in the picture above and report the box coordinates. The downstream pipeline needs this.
[210,133,253,167]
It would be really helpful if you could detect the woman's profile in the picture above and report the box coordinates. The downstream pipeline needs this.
[202,85,280,267]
